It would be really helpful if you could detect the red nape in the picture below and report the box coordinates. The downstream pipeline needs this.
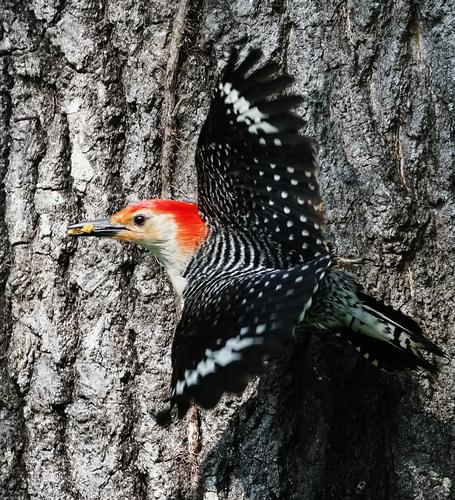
[151,200,208,252]
[122,199,208,253]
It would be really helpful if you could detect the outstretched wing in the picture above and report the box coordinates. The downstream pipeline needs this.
[196,47,329,262]
[170,255,332,416]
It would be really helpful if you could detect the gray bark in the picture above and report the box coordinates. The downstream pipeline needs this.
[1,0,454,499]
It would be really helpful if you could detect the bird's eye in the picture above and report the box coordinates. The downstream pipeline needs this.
[133,214,147,226]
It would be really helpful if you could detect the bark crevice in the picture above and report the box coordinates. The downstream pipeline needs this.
[1,0,454,499]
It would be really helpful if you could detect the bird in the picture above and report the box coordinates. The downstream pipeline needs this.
[67,45,445,419]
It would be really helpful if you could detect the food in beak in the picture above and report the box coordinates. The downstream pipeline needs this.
[67,223,95,236]
[66,220,127,237]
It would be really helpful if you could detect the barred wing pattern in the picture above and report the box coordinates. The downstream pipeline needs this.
[171,255,331,414]
[164,47,334,417]
[196,47,329,263]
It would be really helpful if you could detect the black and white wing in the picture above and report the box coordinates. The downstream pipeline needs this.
[157,47,335,421]
[196,46,329,262]
[170,255,331,416]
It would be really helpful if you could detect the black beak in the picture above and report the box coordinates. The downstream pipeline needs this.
[66,220,128,238]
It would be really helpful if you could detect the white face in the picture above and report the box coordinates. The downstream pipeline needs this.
[108,209,180,261]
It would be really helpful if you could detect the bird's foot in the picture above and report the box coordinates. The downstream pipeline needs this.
[336,256,366,268]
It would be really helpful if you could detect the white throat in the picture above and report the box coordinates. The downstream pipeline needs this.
[141,214,193,299]
[166,266,188,298]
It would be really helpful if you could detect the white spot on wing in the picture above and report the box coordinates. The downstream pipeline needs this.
[221,82,232,95]
[175,379,186,395]
[249,122,280,134]
[214,336,259,366]
[225,90,238,105]
[234,97,250,114]
[197,357,216,377]
[184,368,199,388]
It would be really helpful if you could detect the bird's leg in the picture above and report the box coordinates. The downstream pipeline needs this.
[325,240,366,268]
[336,256,366,268]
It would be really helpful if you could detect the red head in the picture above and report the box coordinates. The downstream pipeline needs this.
[67,200,208,271]
[111,200,207,254]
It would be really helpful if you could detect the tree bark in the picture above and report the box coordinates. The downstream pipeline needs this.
[1,0,454,499]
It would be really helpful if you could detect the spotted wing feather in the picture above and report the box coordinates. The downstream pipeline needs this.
[346,291,445,371]
[170,255,331,416]
[196,46,328,262]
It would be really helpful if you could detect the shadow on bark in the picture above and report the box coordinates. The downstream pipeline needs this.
[195,336,450,500]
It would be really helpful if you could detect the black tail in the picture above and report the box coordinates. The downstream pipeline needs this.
[342,292,445,371]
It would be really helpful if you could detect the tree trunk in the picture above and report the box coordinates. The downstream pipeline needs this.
[1,0,454,499]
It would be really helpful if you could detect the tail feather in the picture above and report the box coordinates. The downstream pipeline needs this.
[344,292,445,371]
[340,329,437,371]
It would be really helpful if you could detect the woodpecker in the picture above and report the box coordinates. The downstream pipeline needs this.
[67,46,445,417]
